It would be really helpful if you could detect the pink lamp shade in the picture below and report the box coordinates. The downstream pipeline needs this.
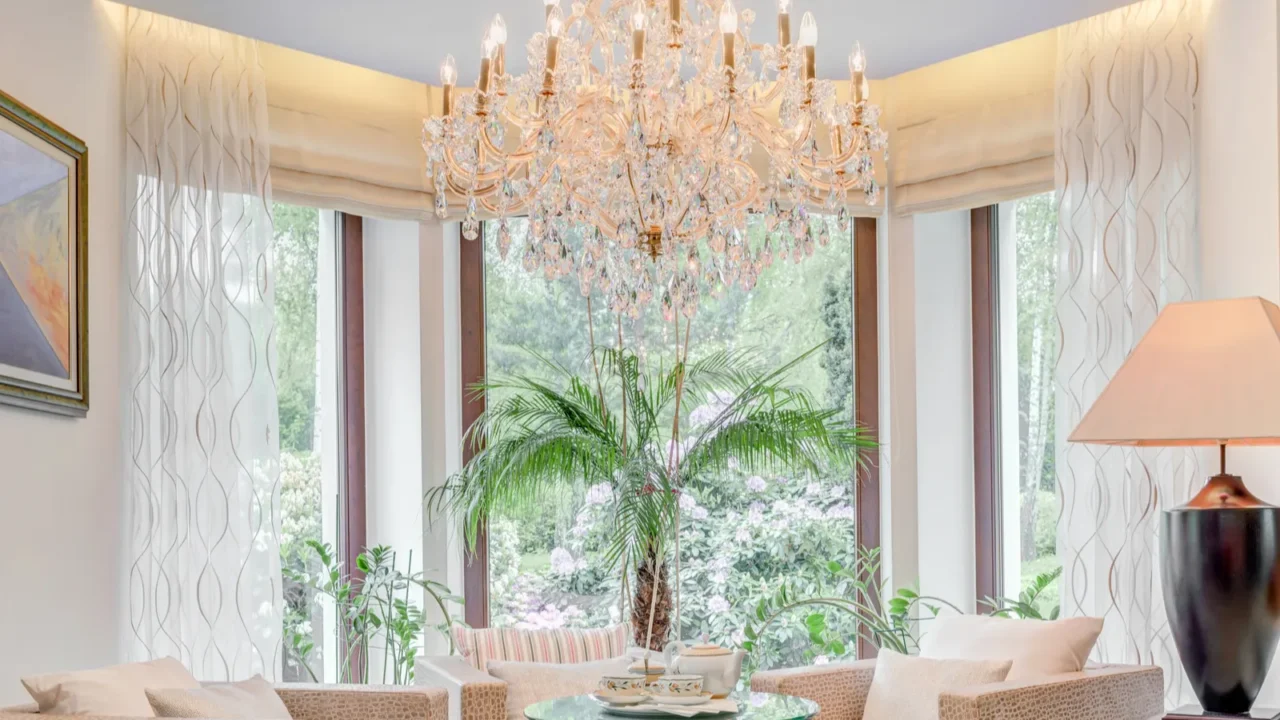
[1068,296,1280,447]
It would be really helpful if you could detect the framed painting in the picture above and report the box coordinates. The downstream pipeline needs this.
[0,90,88,416]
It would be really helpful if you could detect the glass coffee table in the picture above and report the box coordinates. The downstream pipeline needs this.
[524,692,819,720]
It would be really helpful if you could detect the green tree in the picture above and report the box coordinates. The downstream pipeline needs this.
[818,273,853,422]
[428,346,874,650]
[1013,193,1058,562]
[273,203,321,454]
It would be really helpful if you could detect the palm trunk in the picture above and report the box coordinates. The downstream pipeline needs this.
[631,549,673,650]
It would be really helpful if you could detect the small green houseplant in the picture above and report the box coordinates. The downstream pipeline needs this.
[284,542,460,684]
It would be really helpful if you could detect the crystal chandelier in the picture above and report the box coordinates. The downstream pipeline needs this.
[423,0,888,319]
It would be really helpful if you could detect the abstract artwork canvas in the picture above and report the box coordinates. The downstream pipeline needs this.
[0,90,88,415]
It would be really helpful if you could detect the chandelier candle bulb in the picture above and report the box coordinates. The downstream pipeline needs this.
[543,0,559,21]
[849,42,865,103]
[478,36,495,96]
[544,7,563,93]
[798,11,816,81]
[439,54,456,116]
[632,0,646,61]
[490,14,507,79]
[720,0,737,68]
[777,0,791,47]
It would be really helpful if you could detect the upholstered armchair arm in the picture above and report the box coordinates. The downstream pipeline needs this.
[937,665,1164,720]
[276,683,447,720]
[750,661,877,720]
[416,656,507,720]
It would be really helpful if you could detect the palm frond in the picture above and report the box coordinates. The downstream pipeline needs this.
[428,341,879,581]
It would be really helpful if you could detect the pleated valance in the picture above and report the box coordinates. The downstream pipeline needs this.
[254,27,1058,220]
[260,42,438,221]
[883,30,1057,215]
[890,89,1054,214]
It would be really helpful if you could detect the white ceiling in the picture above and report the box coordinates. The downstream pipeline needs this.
[125,0,1136,84]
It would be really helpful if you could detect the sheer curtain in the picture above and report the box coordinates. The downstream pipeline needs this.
[1055,0,1205,707]
[124,10,281,680]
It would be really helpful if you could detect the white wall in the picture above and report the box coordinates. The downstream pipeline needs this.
[880,213,919,595]
[911,210,978,613]
[420,220,463,655]
[1199,0,1280,506]
[364,217,427,560]
[0,0,125,703]
[1197,0,1280,706]
[362,216,463,657]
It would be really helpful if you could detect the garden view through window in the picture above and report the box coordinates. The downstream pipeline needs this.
[483,215,864,669]
[997,192,1061,614]
[272,203,341,683]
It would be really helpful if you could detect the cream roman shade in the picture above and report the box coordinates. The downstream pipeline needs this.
[260,42,438,220]
[250,20,1058,220]
[883,30,1057,215]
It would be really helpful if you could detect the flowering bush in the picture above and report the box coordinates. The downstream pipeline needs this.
[489,391,864,672]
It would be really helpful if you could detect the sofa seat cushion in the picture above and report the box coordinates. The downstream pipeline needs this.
[22,657,200,716]
[861,650,1012,720]
[451,623,631,671]
[919,615,1103,681]
[146,675,291,719]
[487,656,631,720]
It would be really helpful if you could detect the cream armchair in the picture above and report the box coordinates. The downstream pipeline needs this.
[416,656,509,720]
[749,660,1163,720]
[1,684,449,720]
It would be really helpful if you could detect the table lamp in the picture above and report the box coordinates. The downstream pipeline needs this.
[1069,296,1280,719]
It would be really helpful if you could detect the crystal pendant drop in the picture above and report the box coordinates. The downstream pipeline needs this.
[789,206,807,241]
[816,222,830,247]
[765,196,782,232]
[497,220,512,260]
[434,191,448,220]
[837,206,851,232]
[462,196,480,241]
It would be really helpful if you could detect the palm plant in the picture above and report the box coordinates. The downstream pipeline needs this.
[427,342,875,650]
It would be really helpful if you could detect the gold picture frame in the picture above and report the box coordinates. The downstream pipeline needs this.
[0,89,89,416]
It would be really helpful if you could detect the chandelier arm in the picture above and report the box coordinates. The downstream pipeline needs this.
[750,77,788,107]
[669,166,716,232]
[625,162,649,231]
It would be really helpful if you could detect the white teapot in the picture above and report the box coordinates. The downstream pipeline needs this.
[662,636,746,698]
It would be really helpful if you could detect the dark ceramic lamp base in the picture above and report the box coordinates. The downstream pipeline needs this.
[1163,469,1280,718]
[1165,707,1280,719]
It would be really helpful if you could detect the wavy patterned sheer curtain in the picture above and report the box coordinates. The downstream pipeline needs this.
[124,10,281,680]
[1055,0,1204,707]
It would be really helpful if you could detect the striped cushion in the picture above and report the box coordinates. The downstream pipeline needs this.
[452,623,631,671]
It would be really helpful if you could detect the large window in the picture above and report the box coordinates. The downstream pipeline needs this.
[480,215,870,669]
[995,193,1060,613]
[273,203,346,682]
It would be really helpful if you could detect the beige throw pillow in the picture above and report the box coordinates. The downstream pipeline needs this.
[22,657,200,716]
[146,675,291,719]
[861,650,1012,720]
[487,656,631,720]
[918,615,1103,680]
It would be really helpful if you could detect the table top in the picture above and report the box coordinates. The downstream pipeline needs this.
[524,692,819,720]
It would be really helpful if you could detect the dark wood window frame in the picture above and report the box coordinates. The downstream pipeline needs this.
[339,212,369,578]
[970,205,1002,608]
[459,218,882,631]
[853,217,882,658]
